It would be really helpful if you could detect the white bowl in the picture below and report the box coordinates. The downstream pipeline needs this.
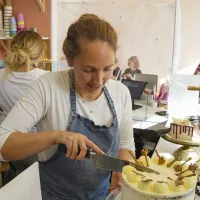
[149,100,158,107]
[159,100,168,105]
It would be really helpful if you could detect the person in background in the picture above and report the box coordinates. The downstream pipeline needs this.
[0,30,48,123]
[194,63,200,75]
[0,14,134,199]
[0,30,48,182]
[194,64,200,100]
[122,56,142,80]
[112,66,121,80]
[112,58,121,80]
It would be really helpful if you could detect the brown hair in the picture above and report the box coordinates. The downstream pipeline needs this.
[4,30,45,72]
[62,13,118,60]
[128,56,140,68]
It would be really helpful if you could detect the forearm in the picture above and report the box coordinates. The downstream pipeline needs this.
[118,149,133,161]
[1,131,55,161]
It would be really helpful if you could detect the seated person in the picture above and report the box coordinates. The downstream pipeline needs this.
[112,58,121,80]
[112,66,121,80]
[194,63,200,75]
[122,56,142,80]
[194,64,200,99]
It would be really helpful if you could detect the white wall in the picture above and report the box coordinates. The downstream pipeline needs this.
[52,0,176,82]
[176,0,200,74]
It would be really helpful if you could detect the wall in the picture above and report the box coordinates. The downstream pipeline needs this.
[52,0,176,77]
[177,0,200,74]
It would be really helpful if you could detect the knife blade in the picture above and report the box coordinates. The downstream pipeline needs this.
[90,152,159,174]
[58,144,159,174]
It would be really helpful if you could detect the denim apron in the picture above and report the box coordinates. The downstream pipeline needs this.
[39,73,120,200]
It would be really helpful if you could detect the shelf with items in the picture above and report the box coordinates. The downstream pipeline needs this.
[0,36,49,40]
[0,36,52,71]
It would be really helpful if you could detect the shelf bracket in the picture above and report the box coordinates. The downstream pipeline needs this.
[188,86,200,91]
[36,0,45,13]
[0,0,3,7]
[0,40,8,52]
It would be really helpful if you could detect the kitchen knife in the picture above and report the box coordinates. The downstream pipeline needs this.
[58,144,159,174]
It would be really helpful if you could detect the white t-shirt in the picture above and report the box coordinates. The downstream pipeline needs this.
[0,68,48,122]
[0,70,135,161]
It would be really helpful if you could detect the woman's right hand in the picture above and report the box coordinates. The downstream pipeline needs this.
[53,131,104,160]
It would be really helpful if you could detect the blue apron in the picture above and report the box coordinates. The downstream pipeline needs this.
[39,72,120,200]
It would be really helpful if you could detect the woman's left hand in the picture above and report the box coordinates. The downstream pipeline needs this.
[109,172,122,192]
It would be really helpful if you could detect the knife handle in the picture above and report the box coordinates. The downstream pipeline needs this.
[57,144,91,158]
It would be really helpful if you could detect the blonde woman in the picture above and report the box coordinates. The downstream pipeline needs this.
[0,30,48,123]
[0,30,48,181]
[122,56,142,80]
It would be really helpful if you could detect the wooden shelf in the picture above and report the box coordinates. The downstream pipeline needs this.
[0,36,49,51]
[0,36,49,40]
[36,0,45,13]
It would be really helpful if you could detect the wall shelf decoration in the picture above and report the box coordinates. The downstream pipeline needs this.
[36,0,45,13]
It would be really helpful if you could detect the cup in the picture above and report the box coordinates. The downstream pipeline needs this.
[10,16,16,24]
[17,13,24,21]
[17,27,24,32]
[17,24,25,28]
[30,27,38,32]
[17,21,24,25]
[10,30,17,34]
[10,27,17,31]
[149,100,158,107]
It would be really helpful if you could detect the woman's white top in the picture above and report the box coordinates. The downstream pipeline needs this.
[0,68,48,119]
[0,70,135,161]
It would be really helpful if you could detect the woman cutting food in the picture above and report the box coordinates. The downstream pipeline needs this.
[0,14,135,200]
